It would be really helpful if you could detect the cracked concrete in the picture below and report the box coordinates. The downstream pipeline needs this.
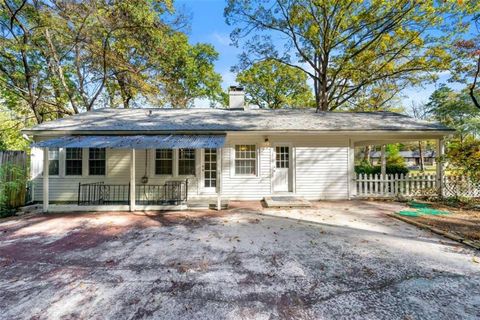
[0,200,479,320]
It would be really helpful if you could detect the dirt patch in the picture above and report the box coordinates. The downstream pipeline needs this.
[397,204,480,246]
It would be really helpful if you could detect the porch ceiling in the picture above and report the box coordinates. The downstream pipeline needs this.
[32,134,226,149]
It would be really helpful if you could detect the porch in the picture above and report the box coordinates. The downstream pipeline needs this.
[34,135,226,213]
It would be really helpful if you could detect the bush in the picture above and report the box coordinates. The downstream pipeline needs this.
[0,163,27,217]
[355,164,409,175]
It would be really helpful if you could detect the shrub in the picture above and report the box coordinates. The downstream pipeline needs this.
[355,164,409,175]
[0,163,27,217]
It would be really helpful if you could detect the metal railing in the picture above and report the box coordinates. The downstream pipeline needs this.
[77,180,188,206]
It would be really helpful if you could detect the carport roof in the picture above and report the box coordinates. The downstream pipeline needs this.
[23,108,454,134]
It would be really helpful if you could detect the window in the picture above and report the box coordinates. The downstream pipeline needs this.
[155,149,173,175]
[48,148,59,176]
[66,148,83,176]
[235,145,256,175]
[89,148,106,175]
[178,148,196,175]
[275,146,289,168]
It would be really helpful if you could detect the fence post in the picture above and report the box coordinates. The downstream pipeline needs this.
[436,138,445,198]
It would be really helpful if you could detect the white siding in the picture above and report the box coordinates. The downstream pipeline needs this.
[32,134,351,202]
[33,148,199,202]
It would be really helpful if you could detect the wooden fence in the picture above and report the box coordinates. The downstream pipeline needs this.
[356,173,480,198]
[0,150,27,208]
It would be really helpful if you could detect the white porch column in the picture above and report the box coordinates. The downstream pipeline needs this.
[380,145,386,177]
[436,138,445,197]
[130,149,136,211]
[381,145,386,194]
[217,148,222,210]
[42,147,49,213]
[348,139,356,199]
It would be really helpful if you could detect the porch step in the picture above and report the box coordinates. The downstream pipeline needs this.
[17,204,42,215]
[188,198,229,210]
[263,196,312,208]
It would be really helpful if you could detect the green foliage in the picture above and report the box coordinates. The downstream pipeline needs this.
[158,41,224,108]
[0,0,224,127]
[355,164,409,176]
[226,0,474,111]
[0,105,30,151]
[446,138,480,183]
[236,60,313,109]
[386,144,407,167]
[427,86,480,138]
[0,163,27,217]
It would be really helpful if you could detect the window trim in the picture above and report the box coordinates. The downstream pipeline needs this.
[65,147,84,177]
[88,148,107,176]
[154,148,174,176]
[232,144,259,177]
[178,148,197,176]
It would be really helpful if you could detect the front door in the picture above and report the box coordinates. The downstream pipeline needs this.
[203,148,217,193]
[273,146,290,192]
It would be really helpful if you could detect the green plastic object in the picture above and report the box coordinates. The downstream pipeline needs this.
[408,202,431,209]
[398,210,422,217]
[418,208,449,215]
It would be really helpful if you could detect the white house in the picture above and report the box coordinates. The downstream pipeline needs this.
[22,89,453,212]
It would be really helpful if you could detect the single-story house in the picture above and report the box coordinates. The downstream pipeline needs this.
[22,88,454,212]
[370,150,436,166]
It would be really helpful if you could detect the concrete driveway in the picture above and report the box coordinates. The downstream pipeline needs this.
[0,200,479,320]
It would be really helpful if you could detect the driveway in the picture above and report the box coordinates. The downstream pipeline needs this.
[0,200,479,320]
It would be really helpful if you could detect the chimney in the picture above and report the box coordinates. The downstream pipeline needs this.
[228,86,247,110]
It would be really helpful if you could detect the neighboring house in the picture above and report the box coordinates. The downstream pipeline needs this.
[22,88,454,212]
[370,150,436,167]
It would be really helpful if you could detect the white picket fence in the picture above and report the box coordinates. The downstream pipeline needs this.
[355,173,480,198]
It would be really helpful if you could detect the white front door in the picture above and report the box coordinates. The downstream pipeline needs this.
[273,146,290,192]
[202,148,217,193]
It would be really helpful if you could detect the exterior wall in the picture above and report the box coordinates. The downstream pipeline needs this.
[31,133,351,202]
[31,148,199,203]
[220,134,349,200]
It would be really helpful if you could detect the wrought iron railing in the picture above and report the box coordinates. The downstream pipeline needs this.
[77,180,188,206]
[136,180,188,205]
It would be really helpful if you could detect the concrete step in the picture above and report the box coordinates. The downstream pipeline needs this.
[263,196,312,208]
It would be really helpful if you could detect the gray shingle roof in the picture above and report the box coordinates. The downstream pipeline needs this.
[24,108,454,134]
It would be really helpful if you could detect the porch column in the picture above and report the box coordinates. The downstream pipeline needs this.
[381,145,386,194]
[217,148,222,211]
[130,149,136,211]
[436,138,445,197]
[43,147,49,213]
[348,139,356,199]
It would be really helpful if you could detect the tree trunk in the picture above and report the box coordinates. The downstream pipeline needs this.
[418,141,424,172]
[363,145,371,164]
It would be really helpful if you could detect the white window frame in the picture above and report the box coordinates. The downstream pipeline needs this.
[87,148,107,176]
[154,148,174,176]
[178,148,197,176]
[65,147,84,177]
[232,144,258,177]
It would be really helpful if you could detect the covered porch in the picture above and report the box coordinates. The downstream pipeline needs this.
[349,132,448,199]
[34,135,226,213]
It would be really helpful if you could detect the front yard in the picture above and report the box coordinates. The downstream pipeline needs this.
[0,201,479,319]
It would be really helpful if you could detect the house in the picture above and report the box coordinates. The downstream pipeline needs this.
[22,88,454,212]
[370,150,436,167]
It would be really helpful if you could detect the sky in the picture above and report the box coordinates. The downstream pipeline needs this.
[175,0,463,110]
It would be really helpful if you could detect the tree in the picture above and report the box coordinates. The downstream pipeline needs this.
[236,60,313,109]
[427,86,480,141]
[157,40,224,108]
[225,0,472,112]
[386,144,406,168]
[409,101,431,171]
[450,12,480,109]
[0,0,224,126]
